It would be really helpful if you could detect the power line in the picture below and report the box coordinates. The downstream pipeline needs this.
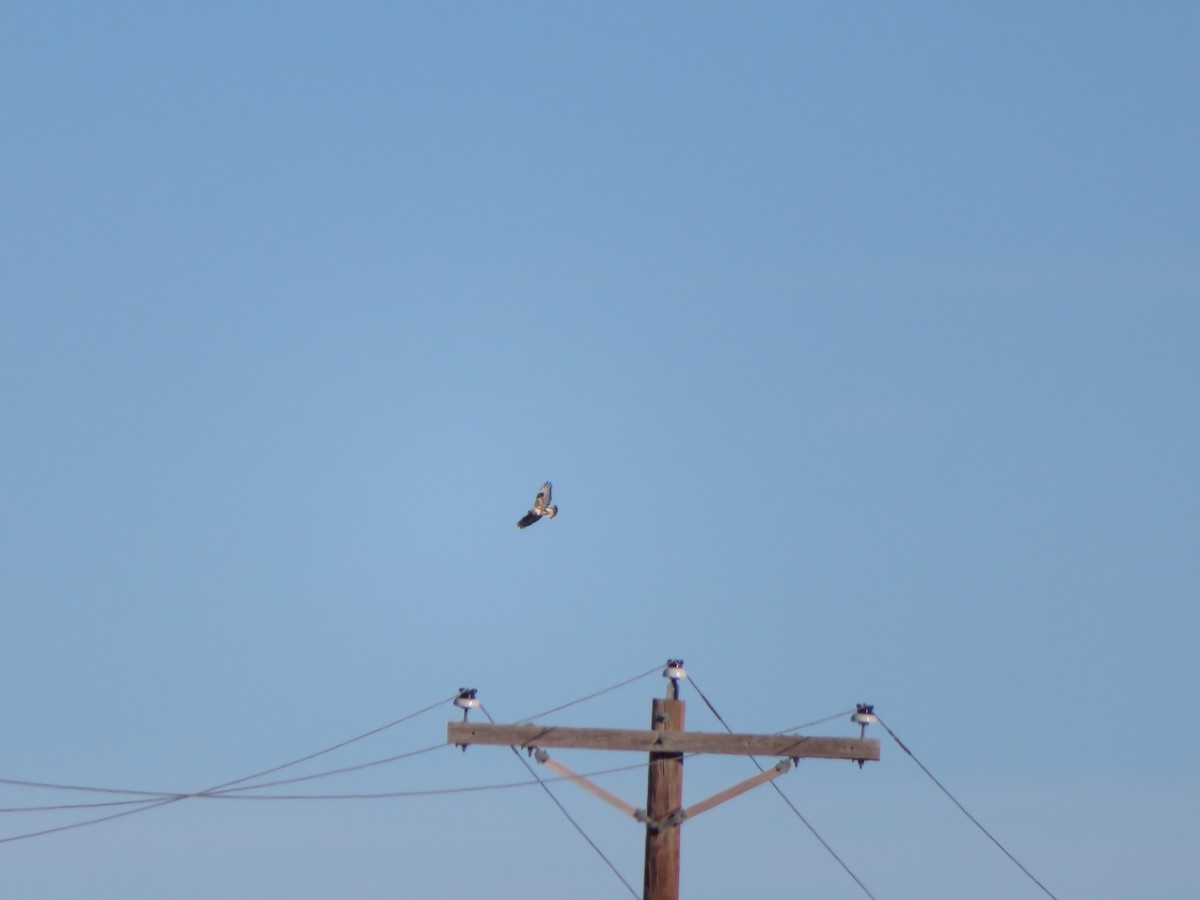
[0,777,179,798]
[516,663,663,723]
[204,692,458,794]
[0,746,453,812]
[0,763,662,811]
[203,760,656,801]
[685,673,877,900]
[0,798,173,814]
[482,705,640,899]
[0,692,455,845]
[209,742,447,795]
[2,693,457,800]
[0,794,187,845]
[1,671,1064,897]
[775,709,858,734]
[3,672,667,809]
[0,678,666,844]
[769,778,876,897]
[876,715,1059,900]
[1,678,664,815]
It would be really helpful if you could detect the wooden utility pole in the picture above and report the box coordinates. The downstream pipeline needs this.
[449,672,879,900]
[643,695,684,900]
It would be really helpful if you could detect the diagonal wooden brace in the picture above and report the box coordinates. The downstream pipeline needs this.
[533,750,648,824]
[665,759,792,827]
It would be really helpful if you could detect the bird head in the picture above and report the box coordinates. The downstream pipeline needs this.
[544,505,558,519]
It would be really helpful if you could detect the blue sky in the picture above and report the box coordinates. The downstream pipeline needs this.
[2,3,1197,897]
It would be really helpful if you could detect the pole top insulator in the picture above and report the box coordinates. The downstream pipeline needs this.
[851,703,877,726]
[454,688,480,710]
[663,660,687,680]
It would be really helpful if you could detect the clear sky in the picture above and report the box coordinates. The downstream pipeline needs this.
[2,3,1197,898]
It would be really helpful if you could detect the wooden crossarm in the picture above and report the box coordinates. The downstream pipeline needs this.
[448,722,879,762]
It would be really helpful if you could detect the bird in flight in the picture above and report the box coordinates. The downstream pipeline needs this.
[517,482,558,529]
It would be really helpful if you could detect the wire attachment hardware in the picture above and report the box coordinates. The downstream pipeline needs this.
[662,659,687,700]
[851,703,877,737]
[454,688,480,718]
[851,703,877,768]
[452,689,481,751]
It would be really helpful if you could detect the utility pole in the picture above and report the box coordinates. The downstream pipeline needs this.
[643,685,684,899]
[449,664,879,900]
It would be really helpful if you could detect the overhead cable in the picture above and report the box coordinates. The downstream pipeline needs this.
[481,705,640,900]
[0,692,455,845]
[205,692,457,794]
[209,742,447,796]
[4,760,658,807]
[515,663,662,723]
[685,673,877,900]
[0,798,174,814]
[775,709,858,734]
[876,715,1059,900]
[204,760,655,801]
[0,777,177,799]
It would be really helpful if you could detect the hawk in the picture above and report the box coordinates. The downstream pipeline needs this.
[517,482,558,529]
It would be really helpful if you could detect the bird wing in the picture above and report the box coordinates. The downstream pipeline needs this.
[517,510,541,529]
[532,481,553,512]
